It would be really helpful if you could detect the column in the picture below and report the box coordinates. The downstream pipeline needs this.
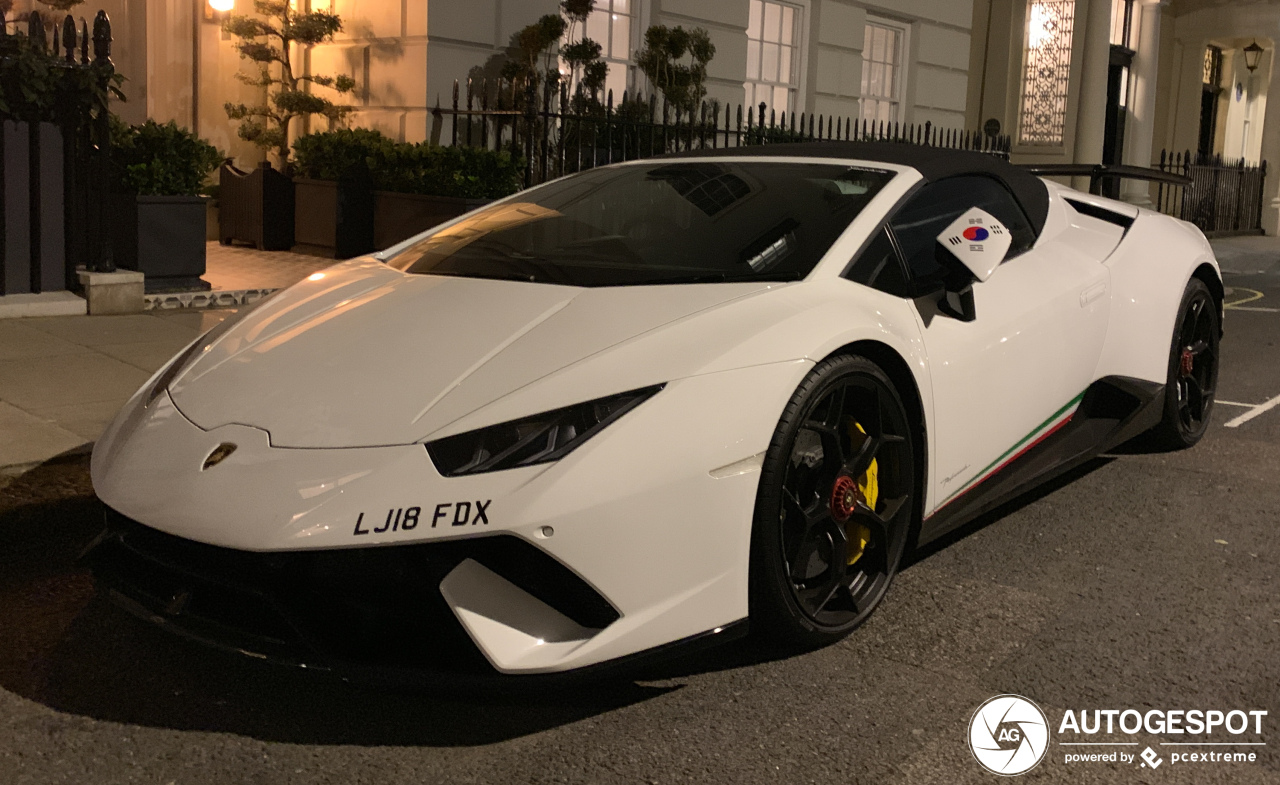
[1257,47,1280,235]
[1073,0,1113,191]
[1121,0,1168,205]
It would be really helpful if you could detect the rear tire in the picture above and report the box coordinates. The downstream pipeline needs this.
[749,354,916,649]
[1150,278,1219,449]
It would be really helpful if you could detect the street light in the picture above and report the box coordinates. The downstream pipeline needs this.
[1243,41,1264,73]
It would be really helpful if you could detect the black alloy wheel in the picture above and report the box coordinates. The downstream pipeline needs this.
[1154,278,1219,449]
[750,354,916,646]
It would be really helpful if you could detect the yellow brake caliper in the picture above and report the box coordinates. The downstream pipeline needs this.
[848,421,878,565]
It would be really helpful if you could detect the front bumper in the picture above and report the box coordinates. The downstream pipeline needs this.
[91,360,812,673]
[87,507,644,683]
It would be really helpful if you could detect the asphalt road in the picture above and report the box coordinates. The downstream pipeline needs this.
[1,268,1277,784]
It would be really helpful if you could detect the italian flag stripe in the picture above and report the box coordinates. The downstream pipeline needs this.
[934,390,1087,513]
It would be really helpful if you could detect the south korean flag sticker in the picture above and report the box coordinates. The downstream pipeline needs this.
[937,207,1012,282]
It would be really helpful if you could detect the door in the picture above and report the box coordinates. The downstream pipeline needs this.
[886,177,1111,516]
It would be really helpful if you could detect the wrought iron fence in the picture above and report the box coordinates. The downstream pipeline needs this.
[0,8,115,296]
[1154,150,1267,236]
[431,77,1012,190]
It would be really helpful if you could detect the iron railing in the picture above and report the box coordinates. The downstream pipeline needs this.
[0,8,116,296]
[432,77,1013,189]
[1154,150,1267,236]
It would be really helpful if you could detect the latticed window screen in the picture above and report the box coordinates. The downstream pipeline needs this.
[1203,46,1222,86]
[860,20,905,124]
[745,0,801,114]
[1018,0,1077,146]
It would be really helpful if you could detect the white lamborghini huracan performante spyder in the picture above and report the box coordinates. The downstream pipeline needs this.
[88,143,1222,682]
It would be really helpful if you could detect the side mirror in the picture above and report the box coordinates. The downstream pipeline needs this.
[932,207,1012,322]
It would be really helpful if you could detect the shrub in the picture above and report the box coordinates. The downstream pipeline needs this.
[292,129,524,199]
[291,127,398,181]
[110,119,223,196]
[0,27,125,124]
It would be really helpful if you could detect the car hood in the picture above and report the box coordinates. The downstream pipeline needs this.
[168,258,773,448]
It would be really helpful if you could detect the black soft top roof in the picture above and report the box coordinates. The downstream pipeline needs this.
[659,141,1050,235]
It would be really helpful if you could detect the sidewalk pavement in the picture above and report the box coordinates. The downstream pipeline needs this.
[1,236,1276,476]
[1205,234,1280,276]
[204,242,332,291]
[0,310,236,474]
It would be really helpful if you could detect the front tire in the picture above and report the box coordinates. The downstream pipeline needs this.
[749,354,916,648]
[1150,278,1220,449]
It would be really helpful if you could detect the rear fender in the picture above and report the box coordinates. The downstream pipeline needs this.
[1094,214,1219,384]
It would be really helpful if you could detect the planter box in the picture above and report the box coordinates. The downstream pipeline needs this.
[3,121,66,295]
[374,191,490,250]
[292,182,489,257]
[294,177,374,259]
[218,161,294,251]
[111,194,210,293]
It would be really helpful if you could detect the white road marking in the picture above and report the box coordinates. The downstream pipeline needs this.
[1227,305,1280,312]
[1216,400,1255,407]
[1224,393,1280,428]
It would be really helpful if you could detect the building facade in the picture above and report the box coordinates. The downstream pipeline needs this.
[4,0,1277,229]
[2,0,975,166]
[968,0,1279,231]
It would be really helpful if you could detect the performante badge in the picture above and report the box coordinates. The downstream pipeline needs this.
[202,443,237,470]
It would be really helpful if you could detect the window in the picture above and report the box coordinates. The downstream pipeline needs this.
[745,0,802,114]
[860,19,907,124]
[562,0,637,100]
[388,162,894,287]
[1109,0,1138,50]
[845,227,909,297]
[1018,0,1077,146]
[888,177,1037,291]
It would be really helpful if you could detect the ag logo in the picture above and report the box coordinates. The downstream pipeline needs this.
[968,694,1050,776]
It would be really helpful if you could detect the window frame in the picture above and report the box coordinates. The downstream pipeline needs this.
[859,15,910,125]
[744,0,808,116]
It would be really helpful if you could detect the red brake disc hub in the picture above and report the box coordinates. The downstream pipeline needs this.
[830,475,861,522]
[1180,348,1194,377]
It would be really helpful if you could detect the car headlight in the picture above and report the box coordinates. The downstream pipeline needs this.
[425,385,664,476]
[145,311,245,407]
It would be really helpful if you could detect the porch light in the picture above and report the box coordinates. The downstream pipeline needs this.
[1244,41,1263,73]
[208,0,235,12]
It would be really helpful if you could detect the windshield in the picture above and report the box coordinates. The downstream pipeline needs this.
[387,160,895,286]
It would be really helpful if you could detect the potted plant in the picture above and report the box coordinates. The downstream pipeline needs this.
[291,128,523,257]
[109,119,222,292]
[372,144,522,249]
[290,128,390,258]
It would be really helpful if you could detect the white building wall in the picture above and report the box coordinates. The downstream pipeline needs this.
[650,0,752,110]
[861,0,971,128]
[813,1,867,120]
[133,0,979,157]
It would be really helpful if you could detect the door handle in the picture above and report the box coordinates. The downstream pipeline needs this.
[1080,282,1107,307]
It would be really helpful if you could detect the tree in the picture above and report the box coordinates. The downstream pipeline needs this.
[500,13,566,88]
[222,0,356,169]
[558,0,606,100]
[636,25,715,113]
[499,1,608,104]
